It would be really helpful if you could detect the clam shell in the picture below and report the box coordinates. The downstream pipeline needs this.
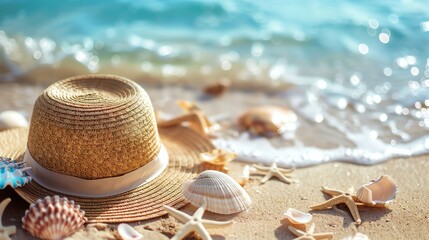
[0,111,29,131]
[238,106,297,137]
[22,196,86,240]
[182,170,251,215]
[284,208,312,225]
[117,224,143,240]
[356,175,398,205]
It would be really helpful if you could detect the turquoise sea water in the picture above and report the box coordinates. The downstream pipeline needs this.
[1,0,429,165]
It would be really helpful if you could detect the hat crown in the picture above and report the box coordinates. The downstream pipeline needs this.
[27,75,161,179]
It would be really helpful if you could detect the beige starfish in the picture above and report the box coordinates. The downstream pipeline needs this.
[164,199,233,240]
[252,162,298,184]
[0,198,16,240]
[288,223,333,240]
[310,187,364,225]
[158,101,220,137]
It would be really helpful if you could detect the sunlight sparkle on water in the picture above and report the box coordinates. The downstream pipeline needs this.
[383,67,392,76]
[358,44,369,55]
[379,32,390,44]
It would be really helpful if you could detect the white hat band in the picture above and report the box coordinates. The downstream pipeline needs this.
[23,144,169,197]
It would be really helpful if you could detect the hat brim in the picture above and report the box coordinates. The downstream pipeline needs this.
[0,126,214,223]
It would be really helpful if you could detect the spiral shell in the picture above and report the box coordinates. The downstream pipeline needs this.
[182,170,251,215]
[356,175,398,205]
[22,196,87,240]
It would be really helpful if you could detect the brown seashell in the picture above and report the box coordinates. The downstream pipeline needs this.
[22,196,87,240]
[356,175,398,205]
[238,106,298,137]
[182,170,251,215]
[203,81,230,96]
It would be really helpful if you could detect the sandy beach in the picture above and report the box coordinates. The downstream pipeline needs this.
[1,81,429,239]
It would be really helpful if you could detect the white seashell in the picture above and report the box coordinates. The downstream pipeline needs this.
[284,208,312,225]
[0,111,29,131]
[237,165,250,187]
[356,175,398,205]
[22,196,86,240]
[182,170,251,215]
[341,232,370,240]
[118,224,143,240]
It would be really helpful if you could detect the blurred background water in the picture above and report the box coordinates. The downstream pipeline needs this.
[1,0,429,165]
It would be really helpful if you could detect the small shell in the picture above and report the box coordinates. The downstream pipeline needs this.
[238,106,298,137]
[118,224,143,240]
[0,157,32,189]
[237,165,250,187]
[22,196,87,240]
[356,175,398,205]
[0,111,29,131]
[284,208,312,225]
[203,81,230,96]
[200,149,237,166]
[182,170,251,215]
[341,232,369,240]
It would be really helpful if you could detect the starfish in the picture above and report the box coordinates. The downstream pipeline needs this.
[310,187,364,225]
[158,101,220,138]
[288,223,334,240]
[158,111,213,137]
[252,162,298,184]
[0,198,16,240]
[164,199,233,240]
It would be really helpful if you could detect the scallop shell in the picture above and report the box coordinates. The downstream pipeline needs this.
[200,149,237,165]
[182,170,251,215]
[284,208,312,225]
[22,196,87,240]
[356,175,398,205]
[0,157,32,189]
[118,224,143,240]
[0,111,29,131]
[238,106,298,137]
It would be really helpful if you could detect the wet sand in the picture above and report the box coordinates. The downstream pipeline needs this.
[1,81,429,239]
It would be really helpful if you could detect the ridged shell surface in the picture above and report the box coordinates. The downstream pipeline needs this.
[182,170,251,214]
[356,175,398,205]
[22,196,86,240]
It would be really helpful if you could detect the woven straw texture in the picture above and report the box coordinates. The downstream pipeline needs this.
[27,75,161,179]
[0,74,216,222]
[1,126,214,222]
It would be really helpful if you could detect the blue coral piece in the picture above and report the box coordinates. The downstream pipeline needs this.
[0,157,32,189]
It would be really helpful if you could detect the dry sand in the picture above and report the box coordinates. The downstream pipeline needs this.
[1,81,429,239]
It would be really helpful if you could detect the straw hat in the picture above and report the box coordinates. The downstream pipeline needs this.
[0,74,214,223]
